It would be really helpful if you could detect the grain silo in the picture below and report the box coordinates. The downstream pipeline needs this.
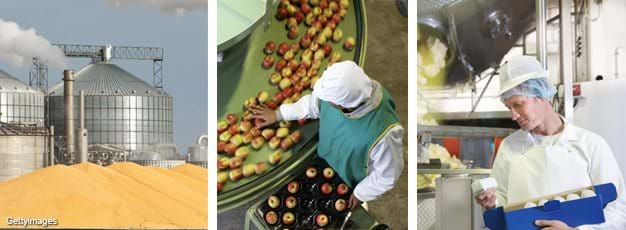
[47,63,175,160]
[0,69,45,126]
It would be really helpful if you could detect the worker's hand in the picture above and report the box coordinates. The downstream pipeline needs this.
[474,187,497,209]
[249,104,277,128]
[348,193,361,210]
[534,220,575,230]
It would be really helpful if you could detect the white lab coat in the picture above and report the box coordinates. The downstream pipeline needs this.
[276,81,404,202]
[491,117,626,229]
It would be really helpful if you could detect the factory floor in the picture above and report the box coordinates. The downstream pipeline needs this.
[362,0,408,229]
[217,1,409,229]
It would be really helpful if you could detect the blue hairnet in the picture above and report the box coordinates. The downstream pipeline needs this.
[500,78,557,102]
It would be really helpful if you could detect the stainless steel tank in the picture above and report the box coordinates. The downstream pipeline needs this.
[47,63,173,156]
[0,69,45,126]
[0,125,48,182]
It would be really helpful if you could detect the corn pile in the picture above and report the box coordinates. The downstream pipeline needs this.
[0,162,207,229]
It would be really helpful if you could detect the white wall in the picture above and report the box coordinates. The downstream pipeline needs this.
[587,1,626,80]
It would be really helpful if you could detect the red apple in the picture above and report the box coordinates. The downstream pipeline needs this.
[279,78,292,89]
[235,146,250,159]
[267,195,280,208]
[250,127,262,137]
[277,42,290,56]
[265,100,279,110]
[294,82,305,93]
[264,41,277,54]
[330,51,341,63]
[338,7,347,18]
[310,41,320,51]
[230,134,243,147]
[306,27,318,38]
[329,1,339,11]
[322,26,333,38]
[294,11,305,24]
[229,156,244,169]
[239,120,253,133]
[319,0,329,9]
[270,72,282,85]
[344,37,356,51]
[322,44,332,57]
[302,49,313,61]
[268,150,282,164]
[310,60,322,71]
[300,36,312,49]
[287,27,299,39]
[275,59,288,72]
[251,136,265,150]
[331,14,342,25]
[224,143,237,155]
[282,211,296,225]
[297,119,307,126]
[287,181,300,194]
[335,199,347,212]
[228,124,239,135]
[281,87,295,99]
[284,196,298,209]
[262,55,275,69]
[273,92,285,103]
[261,128,276,140]
[337,183,350,195]
[242,163,256,177]
[286,17,298,30]
[314,50,325,61]
[288,59,300,72]
[332,28,343,42]
[229,168,243,181]
[300,59,312,69]
[217,120,229,133]
[306,166,318,179]
[217,157,230,171]
[320,182,333,195]
[305,13,314,26]
[217,141,227,153]
[218,171,229,183]
[226,113,238,125]
[287,4,298,16]
[276,7,289,20]
[322,167,334,179]
[327,20,338,30]
[265,211,278,225]
[241,132,253,145]
[217,182,224,192]
[280,137,294,150]
[311,20,323,30]
[256,162,268,174]
[340,0,349,9]
[316,213,329,227]
[279,0,290,7]
[301,3,312,14]
[269,136,282,150]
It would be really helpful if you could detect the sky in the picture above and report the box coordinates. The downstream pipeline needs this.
[0,0,207,153]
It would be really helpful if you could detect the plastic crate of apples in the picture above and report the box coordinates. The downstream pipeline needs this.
[256,157,352,229]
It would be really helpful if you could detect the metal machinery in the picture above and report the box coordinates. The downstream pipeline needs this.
[187,135,208,168]
[217,0,383,228]
[417,126,514,230]
[33,44,177,165]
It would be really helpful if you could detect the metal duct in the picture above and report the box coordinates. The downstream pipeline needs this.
[63,70,75,160]
[418,0,536,86]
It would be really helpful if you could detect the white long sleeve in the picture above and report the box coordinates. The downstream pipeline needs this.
[577,137,626,230]
[353,125,405,202]
[276,94,320,121]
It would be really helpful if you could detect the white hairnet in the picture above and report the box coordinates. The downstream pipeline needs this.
[500,78,557,102]
[313,61,373,108]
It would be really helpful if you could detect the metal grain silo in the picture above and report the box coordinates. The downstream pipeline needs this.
[0,69,45,126]
[47,63,174,157]
[0,125,49,182]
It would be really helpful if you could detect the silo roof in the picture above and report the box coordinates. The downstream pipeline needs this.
[0,69,44,94]
[48,63,170,97]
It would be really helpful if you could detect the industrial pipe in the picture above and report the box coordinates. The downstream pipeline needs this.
[78,90,88,163]
[63,70,75,161]
[536,0,548,68]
